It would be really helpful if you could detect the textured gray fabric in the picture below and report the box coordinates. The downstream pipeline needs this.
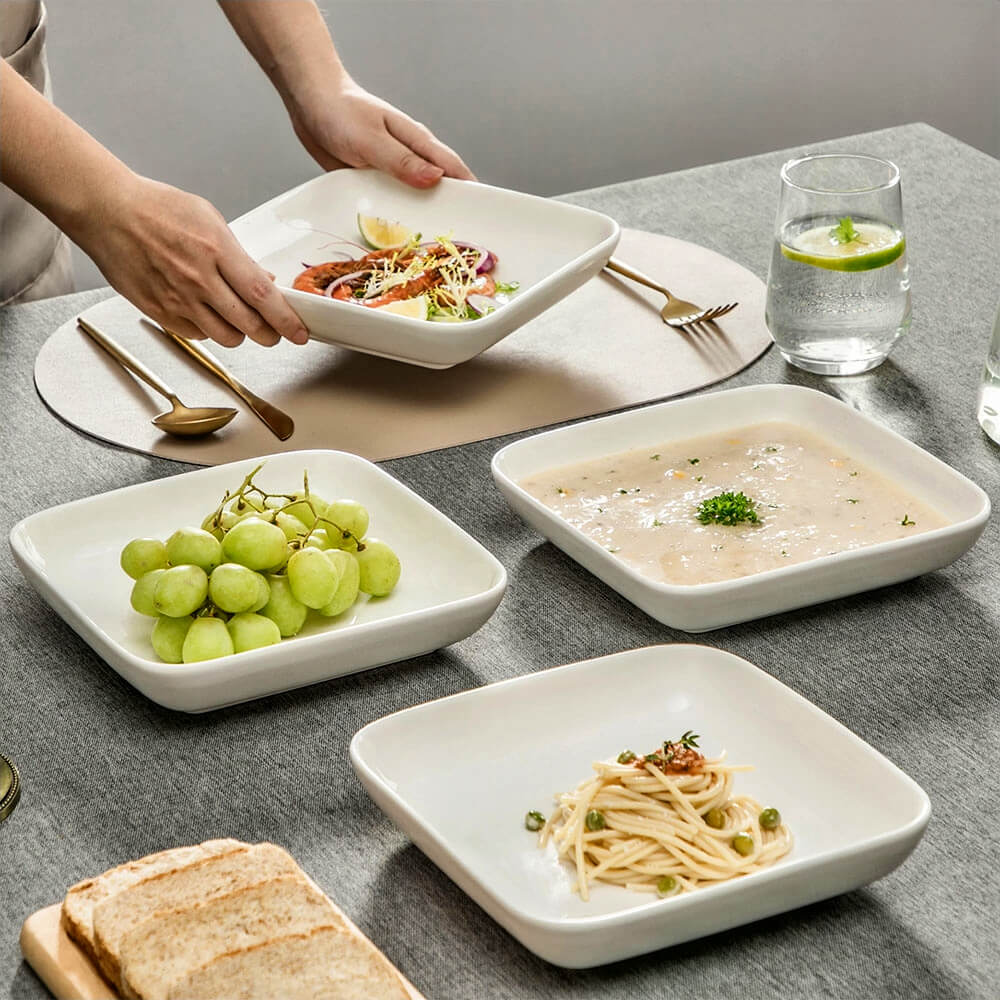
[1,124,998,999]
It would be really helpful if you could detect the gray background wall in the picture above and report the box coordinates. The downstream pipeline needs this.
[44,0,999,291]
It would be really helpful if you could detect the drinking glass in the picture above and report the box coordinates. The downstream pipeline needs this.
[976,303,1000,444]
[765,153,910,375]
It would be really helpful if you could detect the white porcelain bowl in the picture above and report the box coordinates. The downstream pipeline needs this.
[230,170,620,368]
[491,384,990,632]
[9,451,506,712]
[351,644,931,968]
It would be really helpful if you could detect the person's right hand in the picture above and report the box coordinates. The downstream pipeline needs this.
[79,174,309,348]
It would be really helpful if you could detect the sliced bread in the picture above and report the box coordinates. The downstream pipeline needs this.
[61,839,246,964]
[166,925,411,1000]
[92,842,299,987]
[119,874,343,1000]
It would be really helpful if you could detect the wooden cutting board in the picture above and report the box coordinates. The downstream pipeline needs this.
[34,228,771,466]
[21,899,427,1000]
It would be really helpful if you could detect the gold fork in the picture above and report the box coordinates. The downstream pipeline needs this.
[605,257,738,327]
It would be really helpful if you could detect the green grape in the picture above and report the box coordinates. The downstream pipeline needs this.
[182,617,234,663]
[150,615,194,663]
[165,527,222,572]
[227,612,282,653]
[355,539,401,597]
[221,517,287,570]
[120,538,169,580]
[304,529,332,551]
[200,512,224,541]
[275,511,308,541]
[318,549,361,617]
[208,563,266,613]
[153,565,209,617]
[286,547,340,609]
[250,573,271,612]
[324,500,370,546]
[283,490,329,529]
[260,575,308,637]
[130,569,166,617]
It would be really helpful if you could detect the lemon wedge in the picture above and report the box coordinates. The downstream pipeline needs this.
[780,222,905,272]
[357,213,415,250]
[374,295,429,321]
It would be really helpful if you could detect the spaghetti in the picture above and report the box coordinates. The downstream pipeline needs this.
[537,732,791,900]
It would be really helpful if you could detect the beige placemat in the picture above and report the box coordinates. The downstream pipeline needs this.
[34,229,771,465]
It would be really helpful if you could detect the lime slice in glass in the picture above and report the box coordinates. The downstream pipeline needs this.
[374,294,429,320]
[357,213,415,250]
[781,222,906,272]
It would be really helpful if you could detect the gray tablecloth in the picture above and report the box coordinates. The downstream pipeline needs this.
[2,124,998,1000]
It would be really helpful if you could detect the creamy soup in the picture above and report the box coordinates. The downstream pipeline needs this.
[519,422,950,585]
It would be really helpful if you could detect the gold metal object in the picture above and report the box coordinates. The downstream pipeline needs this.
[0,753,20,823]
[78,319,237,437]
[144,320,295,442]
[605,258,738,327]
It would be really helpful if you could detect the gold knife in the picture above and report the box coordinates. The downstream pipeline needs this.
[143,320,294,441]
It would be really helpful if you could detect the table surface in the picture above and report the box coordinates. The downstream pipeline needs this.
[2,123,998,1000]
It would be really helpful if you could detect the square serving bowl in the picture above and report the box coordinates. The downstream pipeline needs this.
[230,169,620,369]
[491,384,990,632]
[351,644,931,967]
[9,451,506,713]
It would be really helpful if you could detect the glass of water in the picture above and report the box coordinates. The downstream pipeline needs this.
[976,304,1000,444]
[765,153,910,375]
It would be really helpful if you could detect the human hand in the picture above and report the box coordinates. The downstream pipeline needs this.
[79,175,309,348]
[289,81,476,189]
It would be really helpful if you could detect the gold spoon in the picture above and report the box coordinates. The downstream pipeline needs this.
[78,318,237,437]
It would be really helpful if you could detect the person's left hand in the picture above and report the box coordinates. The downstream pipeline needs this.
[288,81,476,188]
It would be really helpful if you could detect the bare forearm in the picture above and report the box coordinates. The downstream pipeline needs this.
[0,60,135,242]
[216,0,348,111]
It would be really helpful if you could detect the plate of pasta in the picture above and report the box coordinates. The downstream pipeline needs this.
[350,644,930,967]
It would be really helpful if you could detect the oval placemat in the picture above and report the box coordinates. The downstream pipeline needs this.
[34,229,771,465]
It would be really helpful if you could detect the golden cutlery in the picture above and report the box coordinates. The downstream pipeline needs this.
[605,258,738,327]
[143,320,295,442]
[77,319,237,437]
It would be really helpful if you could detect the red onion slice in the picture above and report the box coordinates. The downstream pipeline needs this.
[467,294,499,317]
[323,269,371,297]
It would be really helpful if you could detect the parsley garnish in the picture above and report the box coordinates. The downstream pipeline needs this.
[901,514,916,526]
[555,487,566,495]
[669,730,700,749]
[849,471,859,477]
[695,475,704,482]
[650,453,660,461]
[696,491,760,526]
[617,750,636,764]
[688,458,700,465]
[764,446,779,453]
[652,519,664,527]
[830,216,866,245]
[846,498,858,504]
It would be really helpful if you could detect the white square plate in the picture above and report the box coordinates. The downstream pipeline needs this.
[350,644,931,968]
[491,384,990,631]
[9,451,506,712]
[230,170,620,368]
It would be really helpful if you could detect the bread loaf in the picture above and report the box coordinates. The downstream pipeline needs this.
[166,925,411,1000]
[61,839,245,965]
[119,874,344,1000]
[92,842,299,986]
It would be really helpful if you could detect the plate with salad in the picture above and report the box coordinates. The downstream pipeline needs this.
[230,169,620,368]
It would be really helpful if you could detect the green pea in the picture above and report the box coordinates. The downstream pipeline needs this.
[585,810,606,831]
[617,750,637,764]
[656,875,678,896]
[732,832,754,856]
[704,807,725,829]
[524,810,545,832]
[759,807,781,830]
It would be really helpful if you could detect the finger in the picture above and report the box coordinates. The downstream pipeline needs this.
[386,114,476,181]
[206,274,282,348]
[217,242,309,345]
[357,126,445,188]
[157,314,208,341]
[187,302,246,349]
